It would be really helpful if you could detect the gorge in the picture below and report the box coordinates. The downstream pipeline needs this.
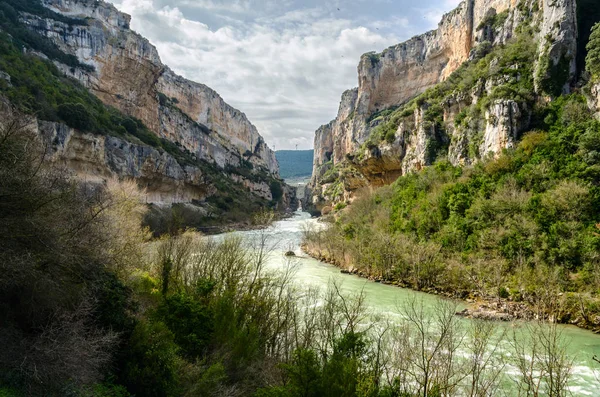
[4,0,600,395]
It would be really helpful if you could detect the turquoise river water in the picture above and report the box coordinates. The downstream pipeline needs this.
[223,210,600,395]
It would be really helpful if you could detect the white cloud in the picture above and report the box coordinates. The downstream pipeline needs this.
[110,0,460,149]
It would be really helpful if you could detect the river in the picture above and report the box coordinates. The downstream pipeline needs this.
[224,210,600,395]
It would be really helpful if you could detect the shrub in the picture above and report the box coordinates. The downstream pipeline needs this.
[122,320,179,397]
[121,117,138,135]
[384,127,396,143]
[270,180,283,201]
[334,202,347,211]
[586,23,600,81]
[156,293,213,360]
[57,102,95,131]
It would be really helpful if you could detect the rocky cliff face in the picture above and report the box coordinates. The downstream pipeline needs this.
[39,120,212,205]
[308,0,578,211]
[590,83,600,115]
[21,0,279,192]
[37,118,295,207]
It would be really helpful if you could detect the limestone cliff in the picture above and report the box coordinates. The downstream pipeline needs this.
[39,120,212,205]
[21,0,279,189]
[308,0,578,211]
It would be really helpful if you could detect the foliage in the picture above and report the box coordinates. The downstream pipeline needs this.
[270,179,284,201]
[359,32,537,164]
[477,10,509,31]
[577,0,600,75]
[58,102,94,130]
[0,26,277,229]
[122,320,180,397]
[587,23,600,82]
[0,108,134,393]
[0,106,586,396]
[305,94,600,319]
[0,0,94,72]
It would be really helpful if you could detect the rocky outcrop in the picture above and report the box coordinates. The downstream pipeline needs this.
[590,83,600,116]
[156,69,278,172]
[38,121,212,205]
[21,0,278,179]
[480,100,523,156]
[36,119,297,209]
[308,0,578,209]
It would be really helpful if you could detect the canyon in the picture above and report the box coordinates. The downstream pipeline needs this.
[307,0,581,212]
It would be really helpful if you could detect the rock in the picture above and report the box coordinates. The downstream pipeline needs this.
[38,120,210,204]
[479,100,523,158]
[284,251,296,257]
[589,83,600,117]
[21,0,282,205]
[0,70,11,86]
[308,0,578,207]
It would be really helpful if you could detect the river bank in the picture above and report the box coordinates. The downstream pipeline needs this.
[301,241,600,334]
[196,210,297,235]
[224,210,600,394]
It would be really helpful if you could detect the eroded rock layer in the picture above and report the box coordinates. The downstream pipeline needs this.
[308,0,578,211]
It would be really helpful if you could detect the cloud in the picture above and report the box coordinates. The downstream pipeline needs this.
[110,0,460,149]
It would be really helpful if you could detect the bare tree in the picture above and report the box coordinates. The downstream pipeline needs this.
[465,320,507,397]
[509,322,573,397]
[400,295,465,397]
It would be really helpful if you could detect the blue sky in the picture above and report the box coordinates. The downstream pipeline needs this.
[111,0,461,150]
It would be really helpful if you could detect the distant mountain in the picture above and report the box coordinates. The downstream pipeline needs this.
[276,150,314,180]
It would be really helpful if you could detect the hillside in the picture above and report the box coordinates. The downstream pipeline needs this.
[302,0,600,331]
[275,150,314,180]
[0,0,296,229]
[307,0,600,210]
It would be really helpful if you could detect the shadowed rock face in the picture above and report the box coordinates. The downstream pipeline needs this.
[308,0,578,210]
[23,0,278,177]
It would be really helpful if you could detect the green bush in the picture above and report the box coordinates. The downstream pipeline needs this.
[122,320,179,397]
[57,102,95,131]
[586,23,600,82]
[270,180,283,201]
[156,292,214,360]
[312,93,600,302]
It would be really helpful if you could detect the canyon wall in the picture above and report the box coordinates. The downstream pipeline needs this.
[20,0,279,194]
[308,0,578,211]
[37,119,295,206]
[39,120,212,205]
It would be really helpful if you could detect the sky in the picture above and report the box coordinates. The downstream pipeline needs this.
[110,0,462,150]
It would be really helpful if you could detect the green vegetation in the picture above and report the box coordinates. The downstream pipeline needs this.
[577,0,600,77]
[0,113,310,396]
[0,121,580,395]
[587,23,600,82]
[275,149,314,180]
[477,9,509,31]
[0,0,93,71]
[0,2,286,230]
[365,52,381,66]
[360,32,537,164]
[305,94,600,327]
[0,31,189,156]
